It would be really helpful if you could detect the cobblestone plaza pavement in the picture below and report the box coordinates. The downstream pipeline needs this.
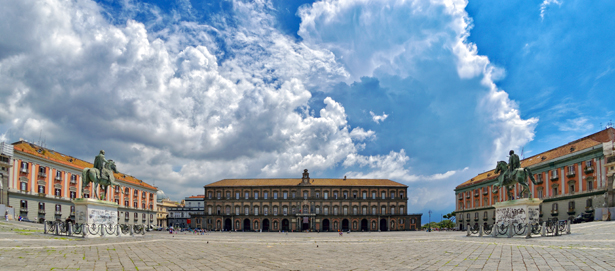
[1,221,615,270]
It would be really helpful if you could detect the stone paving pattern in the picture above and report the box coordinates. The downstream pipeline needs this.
[1,220,615,270]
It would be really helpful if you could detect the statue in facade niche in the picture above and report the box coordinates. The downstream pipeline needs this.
[82,150,122,201]
[492,150,537,201]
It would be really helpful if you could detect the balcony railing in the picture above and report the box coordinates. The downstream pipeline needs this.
[55,176,62,181]
[20,208,28,212]
[566,171,576,178]
[20,168,28,173]
[465,194,470,199]
[38,172,47,178]
[474,193,479,197]
[55,211,62,215]
[38,210,45,214]
[482,190,488,195]
[584,166,594,174]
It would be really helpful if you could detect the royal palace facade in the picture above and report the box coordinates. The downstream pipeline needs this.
[193,170,421,232]
[455,128,615,230]
[1,140,157,226]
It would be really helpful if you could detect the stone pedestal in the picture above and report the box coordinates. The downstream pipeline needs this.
[74,198,118,238]
[494,198,542,225]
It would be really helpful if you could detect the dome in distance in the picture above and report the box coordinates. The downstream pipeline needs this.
[156,189,169,202]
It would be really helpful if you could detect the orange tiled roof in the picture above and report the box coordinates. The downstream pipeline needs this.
[456,128,615,190]
[12,141,157,191]
[188,195,205,198]
[206,178,406,187]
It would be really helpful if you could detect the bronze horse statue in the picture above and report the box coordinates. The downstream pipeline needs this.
[82,160,121,200]
[492,161,537,200]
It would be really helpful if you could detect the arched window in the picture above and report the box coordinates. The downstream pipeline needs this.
[586,198,593,208]
[411,218,415,224]
[372,206,376,215]
[399,206,404,215]
[273,206,278,215]
[353,206,358,215]
[235,206,240,215]
[254,206,259,216]
[390,207,395,215]
[225,206,230,215]
[324,206,329,215]
[343,206,348,215]
[264,206,269,215]
[245,206,249,215]
[568,201,575,210]
[362,206,367,215]
[381,206,386,215]
[333,206,339,215]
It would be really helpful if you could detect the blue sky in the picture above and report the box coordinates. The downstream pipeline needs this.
[1,0,613,222]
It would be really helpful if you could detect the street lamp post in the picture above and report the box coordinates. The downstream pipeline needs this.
[428,210,432,232]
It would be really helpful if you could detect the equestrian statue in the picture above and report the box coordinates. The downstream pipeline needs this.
[82,150,122,200]
[492,150,537,201]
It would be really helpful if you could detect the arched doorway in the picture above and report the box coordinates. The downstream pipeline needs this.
[302,217,310,231]
[263,219,270,231]
[361,219,368,231]
[380,218,388,231]
[282,219,290,231]
[322,219,330,232]
[224,218,232,231]
[243,219,251,231]
[342,219,349,231]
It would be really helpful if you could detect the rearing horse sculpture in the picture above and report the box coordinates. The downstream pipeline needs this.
[492,161,537,201]
[82,160,121,200]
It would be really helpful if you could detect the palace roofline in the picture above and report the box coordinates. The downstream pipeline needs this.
[205,178,407,188]
[11,140,157,191]
[455,127,615,190]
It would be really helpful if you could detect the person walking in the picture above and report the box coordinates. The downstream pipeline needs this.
[4,211,8,221]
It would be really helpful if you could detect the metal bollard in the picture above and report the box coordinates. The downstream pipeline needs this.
[492,224,498,237]
[117,224,120,236]
[479,224,483,237]
[466,224,470,236]
[541,222,546,237]
[555,221,559,236]
[68,222,72,236]
[525,223,532,239]
[44,221,47,234]
[507,223,513,238]
[55,222,59,236]
[83,224,87,238]
[130,224,134,236]
[566,219,571,234]
[101,224,105,237]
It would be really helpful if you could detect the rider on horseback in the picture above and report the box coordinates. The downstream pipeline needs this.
[508,150,520,181]
[93,150,107,180]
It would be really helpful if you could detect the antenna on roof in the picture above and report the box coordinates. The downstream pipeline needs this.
[521,147,524,160]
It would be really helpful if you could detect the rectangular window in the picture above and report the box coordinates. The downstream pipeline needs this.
[353,192,357,199]
[226,192,230,199]
[343,206,348,215]
[283,207,288,215]
[254,207,259,216]
[255,192,259,199]
[283,192,288,199]
[70,191,76,199]
[372,206,376,215]
[343,192,348,199]
[20,182,27,192]
[20,200,27,209]
[245,192,249,199]
[21,161,28,173]
[538,190,543,199]
[208,207,212,215]
[363,192,366,199]
[324,192,328,199]
[70,174,77,183]
[217,192,221,199]
[316,192,320,199]
[273,192,278,199]
[245,207,249,215]
[400,192,404,199]
[381,192,386,199]
[292,191,296,198]
[235,206,239,215]
[264,192,268,199]
[334,192,338,199]
[304,191,308,199]
[55,204,61,212]
[55,171,62,180]
[588,181,594,191]
[236,192,239,199]
[55,188,61,197]
[124,200,129,207]
[391,192,395,199]
[372,192,376,199]
[208,192,212,199]
[38,185,45,194]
